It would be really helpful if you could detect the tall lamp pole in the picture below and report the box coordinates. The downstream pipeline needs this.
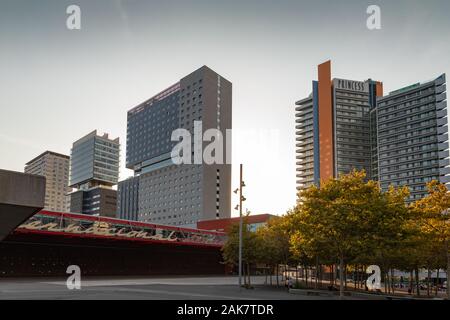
[238,163,243,288]
[234,164,246,288]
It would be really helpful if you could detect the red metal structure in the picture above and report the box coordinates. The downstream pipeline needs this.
[0,211,227,277]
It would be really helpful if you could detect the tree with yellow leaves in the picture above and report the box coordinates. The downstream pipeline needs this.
[290,170,386,297]
[412,180,450,299]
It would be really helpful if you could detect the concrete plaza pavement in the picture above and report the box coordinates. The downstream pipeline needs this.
[0,275,370,300]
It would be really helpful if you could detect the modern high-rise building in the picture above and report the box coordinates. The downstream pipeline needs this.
[69,130,120,217]
[375,74,449,201]
[24,151,71,212]
[295,60,383,191]
[119,66,232,227]
[296,60,449,202]
[69,130,120,189]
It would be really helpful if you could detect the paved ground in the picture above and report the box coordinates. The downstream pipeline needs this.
[0,276,363,300]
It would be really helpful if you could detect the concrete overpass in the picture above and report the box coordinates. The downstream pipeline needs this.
[0,169,45,241]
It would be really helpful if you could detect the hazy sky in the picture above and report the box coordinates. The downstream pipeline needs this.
[1,0,449,216]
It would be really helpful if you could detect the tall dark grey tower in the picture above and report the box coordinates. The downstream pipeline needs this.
[118,66,232,227]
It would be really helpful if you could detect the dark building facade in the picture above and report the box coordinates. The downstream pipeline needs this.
[70,187,117,218]
[119,66,232,227]
[117,176,140,221]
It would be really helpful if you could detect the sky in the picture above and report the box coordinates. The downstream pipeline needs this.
[1,0,449,216]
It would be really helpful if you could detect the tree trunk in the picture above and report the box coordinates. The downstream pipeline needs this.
[330,265,333,286]
[362,265,366,290]
[331,264,334,286]
[339,254,345,298]
[264,266,267,285]
[355,265,359,289]
[427,268,431,297]
[415,268,420,297]
[270,266,273,286]
[318,264,322,288]
[305,265,308,288]
[334,264,338,286]
[391,269,395,294]
[243,262,247,286]
[276,264,279,287]
[384,272,388,294]
[386,271,390,294]
[435,269,439,296]
[360,265,363,289]
[315,257,319,289]
[247,263,251,287]
[344,265,347,291]
[409,270,414,295]
[447,241,450,300]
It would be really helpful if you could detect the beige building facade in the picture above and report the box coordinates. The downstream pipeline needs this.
[25,151,71,212]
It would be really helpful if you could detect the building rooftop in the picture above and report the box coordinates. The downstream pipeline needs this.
[25,151,70,165]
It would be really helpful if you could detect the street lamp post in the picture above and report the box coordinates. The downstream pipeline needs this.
[234,164,246,288]
[238,164,243,288]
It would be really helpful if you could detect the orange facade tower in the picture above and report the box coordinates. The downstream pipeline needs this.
[295,61,382,191]
[317,61,334,182]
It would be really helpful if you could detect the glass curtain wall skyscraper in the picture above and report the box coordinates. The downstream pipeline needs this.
[69,130,120,217]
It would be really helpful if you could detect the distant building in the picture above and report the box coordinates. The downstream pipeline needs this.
[69,131,120,217]
[69,187,117,218]
[119,66,232,227]
[69,130,120,189]
[117,176,139,221]
[296,60,449,202]
[197,214,276,233]
[24,151,71,212]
